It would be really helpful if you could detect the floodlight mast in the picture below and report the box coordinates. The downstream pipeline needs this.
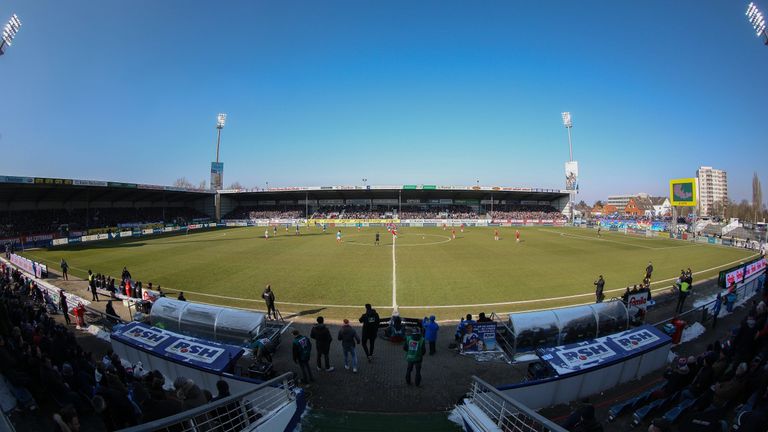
[561,112,575,224]
[747,2,768,45]
[0,14,22,57]
[215,113,226,163]
[561,112,573,161]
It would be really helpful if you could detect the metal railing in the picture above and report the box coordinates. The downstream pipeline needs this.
[463,376,566,432]
[117,373,297,432]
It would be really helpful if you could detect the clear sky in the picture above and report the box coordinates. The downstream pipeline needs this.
[1,0,767,203]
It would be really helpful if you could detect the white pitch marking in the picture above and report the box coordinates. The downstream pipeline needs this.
[392,233,398,310]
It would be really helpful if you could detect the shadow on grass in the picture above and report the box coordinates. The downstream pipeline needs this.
[283,307,326,319]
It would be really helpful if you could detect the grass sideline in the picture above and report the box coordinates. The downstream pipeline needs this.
[23,226,756,320]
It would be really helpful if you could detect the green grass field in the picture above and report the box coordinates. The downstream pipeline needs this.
[23,226,757,320]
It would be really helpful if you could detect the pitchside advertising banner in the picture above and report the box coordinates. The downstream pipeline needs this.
[538,325,669,375]
[111,322,243,371]
[10,253,47,278]
[460,322,498,352]
[719,257,767,288]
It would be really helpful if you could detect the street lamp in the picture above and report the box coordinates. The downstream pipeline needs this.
[215,113,227,163]
[747,2,768,45]
[0,14,22,56]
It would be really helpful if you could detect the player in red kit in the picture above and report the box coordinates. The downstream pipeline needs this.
[494,229,499,241]
[452,229,456,240]
[515,230,520,243]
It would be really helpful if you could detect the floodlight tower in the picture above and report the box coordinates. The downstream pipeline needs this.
[561,112,577,224]
[210,113,227,192]
[562,112,573,161]
[747,2,768,45]
[0,14,22,57]
[215,113,227,163]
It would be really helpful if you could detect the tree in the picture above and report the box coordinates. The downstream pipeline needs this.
[173,177,194,189]
[753,172,763,223]
[228,181,244,190]
[198,179,207,190]
[593,200,604,207]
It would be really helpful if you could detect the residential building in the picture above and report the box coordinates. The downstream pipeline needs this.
[697,166,728,217]
[607,193,649,209]
[650,197,671,217]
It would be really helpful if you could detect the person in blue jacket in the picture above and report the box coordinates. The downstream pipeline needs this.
[422,315,439,355]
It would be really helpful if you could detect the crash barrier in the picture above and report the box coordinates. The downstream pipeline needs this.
[115,373,303,432]
[453,376,566,432]
[493,300,633,355]
[652,269,766,331]
[496,325,671,410]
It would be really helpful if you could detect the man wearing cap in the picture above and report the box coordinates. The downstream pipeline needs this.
[403,327,426,386]
[422,315,439,355]
[645,262,654,280]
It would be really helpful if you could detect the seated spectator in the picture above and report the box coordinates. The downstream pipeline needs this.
[477,312,492,323]
[173,377,207,410]
[52,405,80,432]
[384,313,405,341]
[455,314,475,342]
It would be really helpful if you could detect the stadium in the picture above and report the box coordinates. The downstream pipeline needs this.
[2,2,768,432]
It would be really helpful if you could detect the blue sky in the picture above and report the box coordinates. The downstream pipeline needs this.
[1,0,767,203]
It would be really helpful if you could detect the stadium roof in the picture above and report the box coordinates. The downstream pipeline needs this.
[0,175,569,203]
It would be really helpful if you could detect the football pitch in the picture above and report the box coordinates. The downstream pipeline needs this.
[23,226,757,320]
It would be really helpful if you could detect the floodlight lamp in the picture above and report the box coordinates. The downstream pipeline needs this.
[561,112,572,128]
[2,14,21,46]
[217,113,227,128]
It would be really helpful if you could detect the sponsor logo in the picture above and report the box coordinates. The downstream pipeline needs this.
[124,326,170,347]
[165,341,225,364]
[613,329,659,351]
[559,343,616,366]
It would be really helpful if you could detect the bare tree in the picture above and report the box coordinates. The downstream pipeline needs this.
[593,200,604,207]
[198,179,208,190]
[173,177,194,189]
[228,181,244,190]
[753,172,763,223]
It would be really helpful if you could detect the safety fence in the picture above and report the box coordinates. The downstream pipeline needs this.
[116,373,297,432]
[458,376,566,432]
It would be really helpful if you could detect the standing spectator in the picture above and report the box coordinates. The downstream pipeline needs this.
[310,316,334,372]
[177,291,186,301]
[403,327,426,386]
[422,315,439,355]
[594,275,605,303]
[712,293,723,329]
[121,267,131,282]
[291,329,313,384]
[338,319,360,373]
[358,303,380,361]
[726,284,738,313]
[59,290,70,325]
[60,259,68,281]
[645,261,654,280]
[88,270,98,302]
[676,279,691,314]
[262,285,277,320]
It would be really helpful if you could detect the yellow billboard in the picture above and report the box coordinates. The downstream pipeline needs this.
[669,178,697,207]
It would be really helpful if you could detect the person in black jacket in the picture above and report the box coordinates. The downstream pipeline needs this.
[310,316,335,372]
[359,304,380,362]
